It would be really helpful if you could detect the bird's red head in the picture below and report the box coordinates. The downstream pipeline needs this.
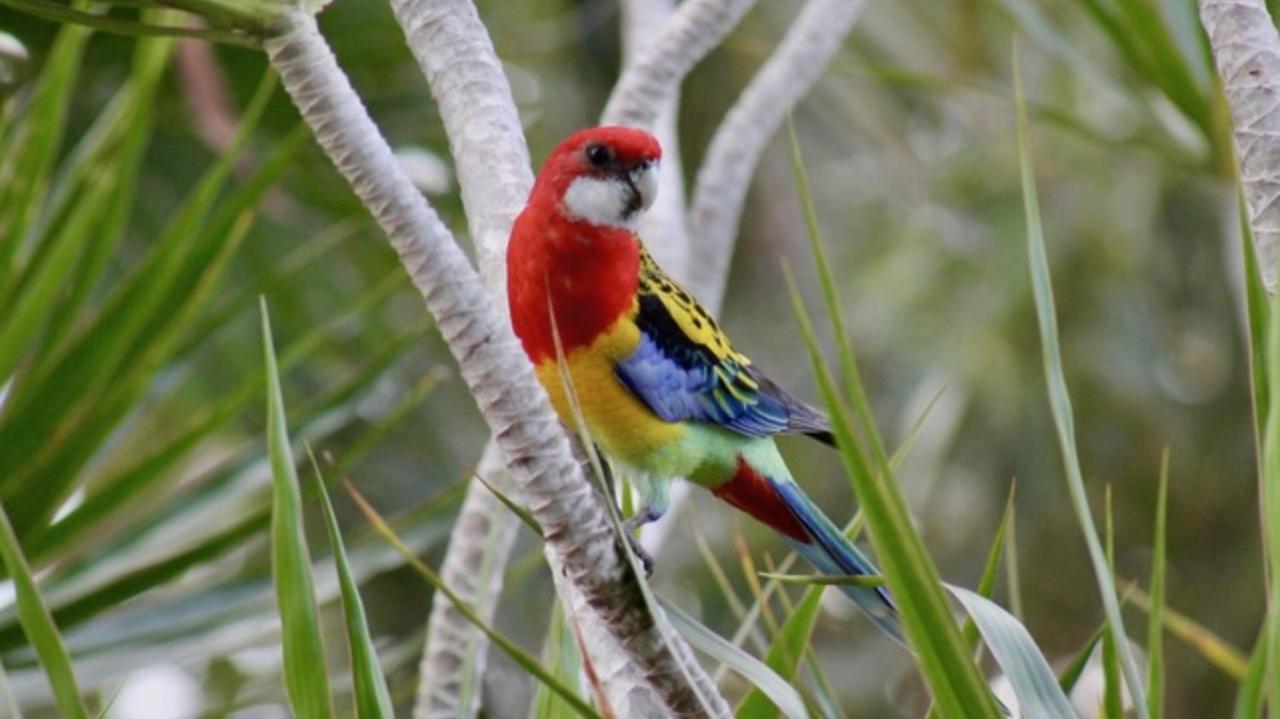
[508,126,663,363]
[528,126,663,230]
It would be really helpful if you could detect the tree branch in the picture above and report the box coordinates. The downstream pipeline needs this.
[688,0,864,306]
[262,11,721,716]
[601,0,756,130]
[614,0,689,278]
[1197,0,1280,293]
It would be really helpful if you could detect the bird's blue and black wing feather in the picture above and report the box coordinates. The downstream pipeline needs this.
[615,245,832,443]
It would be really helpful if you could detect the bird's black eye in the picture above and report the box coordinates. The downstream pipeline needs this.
[585,143,613,168]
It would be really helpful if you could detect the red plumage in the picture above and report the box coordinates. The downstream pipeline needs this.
[507,127,662,363]
[712,458,809,542]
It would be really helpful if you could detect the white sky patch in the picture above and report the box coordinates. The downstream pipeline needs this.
[561,175,637,230]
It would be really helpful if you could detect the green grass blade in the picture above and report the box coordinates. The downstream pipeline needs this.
[1013,40,1149,719]
[1260,279,1280,718]
[262,299,335,719]
[1147,450,1169,719]
[783,266,1001,717]
[1126,583,1248,679]
[1233,633,1267,719]
[1241,192,1270,465]
[944,585,1077,719]
[309,451,394,719]
[0,502,88,719]
[735,587,821,719]
[1101,488,1124,719]
[657,598,807,719]
[0,21,89,284]
[533,603,587,719]
[964,482,1015,651]
[1059,624,1106,694]
[343,482,604,719]
[785,118,891,472]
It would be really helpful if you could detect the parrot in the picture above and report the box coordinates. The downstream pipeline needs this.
[506,125,900,642]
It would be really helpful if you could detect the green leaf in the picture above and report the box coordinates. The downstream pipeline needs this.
[945,585,1077,719]
[262,299,336,719]
[0,20,90,283]
[532,603,587,719]
[1233,633,1267,719]
[0,501,88,719]
[735,587,820,719]
[1059,625,1105,695]
[785,123,1002,716]
[659,597,807,719]
[309,452,394,719]
[1013,40,1149,719]
[1147,451,1169,719]
[1242,192,1270,465]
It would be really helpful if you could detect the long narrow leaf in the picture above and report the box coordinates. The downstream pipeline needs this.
[735,587,821,719]
[659,597,807,719]
[1147,451,1169,719]
[262,299,335,719]
[0,502,88,719]
[310,452,393,719]
[1013,41,1149,719]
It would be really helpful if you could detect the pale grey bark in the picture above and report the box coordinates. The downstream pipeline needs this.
[387,2,534,713]
[1198,0,1280,293]
[689,0,865,306]
[614,0,689,278]
[601,0,757,130]
[263,11,723,716]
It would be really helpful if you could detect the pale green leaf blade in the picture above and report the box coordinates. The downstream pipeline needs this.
[262,299,335,719]
[0,502,88,719]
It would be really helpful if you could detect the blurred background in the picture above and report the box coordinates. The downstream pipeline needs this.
[0,0,1263,716]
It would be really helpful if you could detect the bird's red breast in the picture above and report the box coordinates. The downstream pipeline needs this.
[507,203,640,365]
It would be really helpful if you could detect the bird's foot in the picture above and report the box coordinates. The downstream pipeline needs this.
[621,512,659,577]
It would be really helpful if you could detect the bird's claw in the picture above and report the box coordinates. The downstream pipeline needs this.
[621,530,655,577]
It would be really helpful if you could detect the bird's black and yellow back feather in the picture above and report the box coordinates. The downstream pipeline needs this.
[615,242,834,444]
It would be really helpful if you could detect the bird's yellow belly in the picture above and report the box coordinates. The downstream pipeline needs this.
[533,319,689,475]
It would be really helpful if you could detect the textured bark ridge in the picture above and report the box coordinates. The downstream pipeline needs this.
[263,11,723,717]
[1198,0,1280,292]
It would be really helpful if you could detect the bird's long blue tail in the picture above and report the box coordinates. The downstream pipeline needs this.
[769,479,905,645]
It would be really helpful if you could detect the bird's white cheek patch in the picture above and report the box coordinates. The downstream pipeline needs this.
[561,176,636,230]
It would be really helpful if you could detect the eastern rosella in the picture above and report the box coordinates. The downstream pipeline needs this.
[507,126,899,640]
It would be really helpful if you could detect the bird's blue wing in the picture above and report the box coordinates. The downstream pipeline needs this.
[615,280,831,442]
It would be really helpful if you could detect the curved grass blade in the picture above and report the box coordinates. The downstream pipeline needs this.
[784,251,1001,718]
[735,587,819,719]
[262,299,335,719]
[309,451,393,719]
[1059,625,1105,694]
[658,597,807,719]
[0,20,89,283]
[533,602,587,719]
[1233,635,1266,719]
[944,586,1076,719]
[1013,40,1149,719]
[0,502,88,719]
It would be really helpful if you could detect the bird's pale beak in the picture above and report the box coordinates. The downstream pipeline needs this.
[629,160,659,212]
